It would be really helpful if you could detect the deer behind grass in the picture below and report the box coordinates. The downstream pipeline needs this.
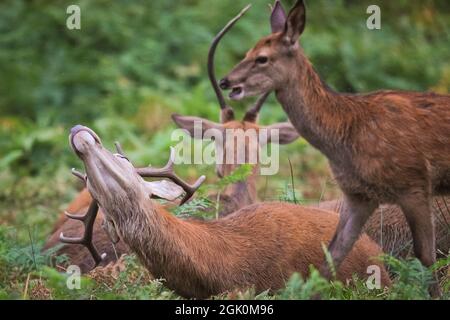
[172,113,298,217]
[68,124,390,298]
[172,5,298,216]
[220,0,450,295]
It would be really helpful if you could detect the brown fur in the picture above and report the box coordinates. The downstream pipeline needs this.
[221,1,449,294]
[316,197,450,258]
[172,111,298,216]
[71,125,391,298]
[213,119,260,216]
[127,202,391,298]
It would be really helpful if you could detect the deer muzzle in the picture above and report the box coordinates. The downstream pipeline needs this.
[70,125,102,156]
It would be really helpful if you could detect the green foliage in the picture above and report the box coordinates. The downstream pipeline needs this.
[212,164,254,191]
[172,197,214,218]
[383,256,436,300]
[278,181,303,204]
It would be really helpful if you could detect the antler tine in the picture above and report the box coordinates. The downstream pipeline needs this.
[243,91,271,122]
[136,147,206,205]
[60,200,106,266]
[208,4,251,110]
[114,141,125,156]
[71,168,86,183]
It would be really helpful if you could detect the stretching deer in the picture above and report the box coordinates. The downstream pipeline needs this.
[219,0,450,295]
[43,160,189,272]
[68,124,390,298]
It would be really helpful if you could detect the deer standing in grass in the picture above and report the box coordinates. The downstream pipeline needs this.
[219,0,450,296]
[68,124,390,298]
[318,198,450,258]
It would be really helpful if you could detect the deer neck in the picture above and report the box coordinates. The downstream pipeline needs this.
[275,50,358,163]
[222,171,257,209]
[102,193,230,296]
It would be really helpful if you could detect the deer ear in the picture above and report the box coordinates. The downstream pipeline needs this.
[270,0,287,33]
[172,114,223,139]
[283,0,306,45]
[145,180,184,201]
[263,122,300,145]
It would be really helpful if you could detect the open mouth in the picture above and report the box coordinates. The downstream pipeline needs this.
[229,86,245,100]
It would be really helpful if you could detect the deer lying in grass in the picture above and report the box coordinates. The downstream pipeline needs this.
[219,0,450,295]
[172,111,298,217]
[43,139,203,272]
[43,162,192,272]
[68,124,390,298]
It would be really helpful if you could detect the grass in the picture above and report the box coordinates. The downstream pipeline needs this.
[0,167,448,300]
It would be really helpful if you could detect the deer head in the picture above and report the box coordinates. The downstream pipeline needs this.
[172,4,298,179]
[62,125,205,262]
[219,0,307,100]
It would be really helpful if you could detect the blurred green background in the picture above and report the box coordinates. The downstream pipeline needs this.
[0,0,449,249]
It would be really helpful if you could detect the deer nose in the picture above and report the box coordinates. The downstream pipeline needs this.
[219,78,230,90]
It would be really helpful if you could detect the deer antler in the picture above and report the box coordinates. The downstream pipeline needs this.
[60,199,106,266]
[243,91,271,123]
[60,144,205,267]
[208,5,271,123]
[136,147,206,205]
[208,4,251,114]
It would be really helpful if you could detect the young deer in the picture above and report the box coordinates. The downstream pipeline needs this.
[172,5,298,216]
[219,0,450,295]
[68,124,390,298]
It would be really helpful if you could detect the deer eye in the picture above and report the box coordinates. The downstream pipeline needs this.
[255,56,268,64]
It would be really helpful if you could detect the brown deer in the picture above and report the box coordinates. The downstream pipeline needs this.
[68,124,390,298]
[43,156,190,273]
[219,0,450,295]
[43,6,297,270]
[172,5,298,216]
[316,198,450,258]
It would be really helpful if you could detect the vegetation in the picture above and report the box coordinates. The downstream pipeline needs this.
[0,0,449,299]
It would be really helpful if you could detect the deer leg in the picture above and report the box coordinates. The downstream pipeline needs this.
[398,191,441,297]
[321,195,377,279]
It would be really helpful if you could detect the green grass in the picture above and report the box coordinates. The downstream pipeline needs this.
[0,170,448,300]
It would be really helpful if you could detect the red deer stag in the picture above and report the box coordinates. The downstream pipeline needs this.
[67,124,390,298]
[44,144,200,273]
[219,0,450,296]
